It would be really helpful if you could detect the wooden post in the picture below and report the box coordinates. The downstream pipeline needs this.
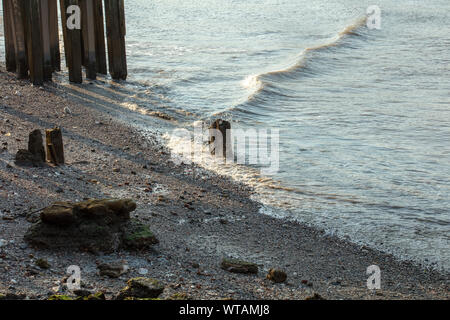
[60,0,82,83]
[80,0,97,79]
[46,128,65,165]
[24,0,44,85]
[40,0,53,81]
[209,119,231,158]
[10,0,28,78]
[93,0,107,75]
[48,0,61,71]
[2,0,17,72]
[104,0,127,80]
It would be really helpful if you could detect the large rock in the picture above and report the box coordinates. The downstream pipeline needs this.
[24,199,157,253]
[116,278,164,300]
[221,258,258,274]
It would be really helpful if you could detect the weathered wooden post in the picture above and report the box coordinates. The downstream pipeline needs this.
[209,119,232,158]
[94,0,107,75]
[2,0,127,84]
[10,0,28,78]
[80,0,97,79]
[60,0,82,83]
[2,0,16,72]
[46,128,65,165]
[104,0,127,80]
[40,0,53,81]
[24,0,44,85]
[48,0,61,72]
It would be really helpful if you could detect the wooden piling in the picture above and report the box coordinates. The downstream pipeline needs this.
[60,0,82,83]
[48,0,61,71]
[10,0,28,78]
[40,0,53,81]
[24,0,44,85]
[2,0,16,72]
[80,0,97,79]
[94,0,107,74]
[209,119,232,158]
[2,0,127,84]
[104,0,127,80]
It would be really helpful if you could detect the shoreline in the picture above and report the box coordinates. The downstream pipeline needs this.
[0,65,448,300]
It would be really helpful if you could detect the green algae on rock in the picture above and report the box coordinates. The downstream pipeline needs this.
[35,258,51,269]
[116,277,164,300]
[122,221,159,249]
[48,295,74,301]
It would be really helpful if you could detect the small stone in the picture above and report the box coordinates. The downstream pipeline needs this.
[266,268,287,283]
[97,262,127,278]
[138,268,148,275]
[35,258,50,269]
[305,293,325,300]
[0,239,8,248]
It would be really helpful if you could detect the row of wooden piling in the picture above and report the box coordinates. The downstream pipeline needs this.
[2,0,127,85]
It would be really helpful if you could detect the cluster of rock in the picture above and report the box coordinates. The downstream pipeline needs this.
[24,199,158,253]
[221,258,288,284]
[45,277,166,301]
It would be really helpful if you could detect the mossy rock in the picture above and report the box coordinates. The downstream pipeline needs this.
[116,277,164,300]
[123,297,161,301]
[75,199,136,221]
[167,293,192,300]
[76,292,106,300]
[48,295,74,301]
[122,221,159,250]
[35,258,50,269]
[24,199,141,253]
[221,258,258,274]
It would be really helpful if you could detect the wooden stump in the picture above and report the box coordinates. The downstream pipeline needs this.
[46,128,65,165]
[28,129,46,163]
